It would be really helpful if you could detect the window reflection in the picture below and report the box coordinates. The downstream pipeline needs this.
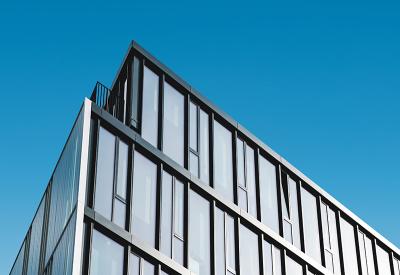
[215,208,237,275]
[239,224,260,275]
[141,66,159,147]
[263,240,282,275]
[285,255,303,275]
[340,218,359,275]
[129,253,155,275]
[358,230,376,275]
[376,245,391,275]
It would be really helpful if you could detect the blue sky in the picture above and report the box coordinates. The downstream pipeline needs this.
[0,0,399,273]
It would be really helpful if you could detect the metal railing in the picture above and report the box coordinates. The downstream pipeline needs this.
[90,81,126,123]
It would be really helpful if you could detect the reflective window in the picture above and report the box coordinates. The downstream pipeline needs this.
[90,230,124,275]
[259,156,279,233]
[280,174,301,249]
[142,66,159,147]
[215,208,237,275]
[163,82,184,166]
[320,202,341,274]
[160,171,185,265]
[189,191,210,275]
[132,152,157,247]
[394,257,400,275]
[129,253,155,275]
[239,224,260,275]
[376,245,391,275]
[340,218,359,275]
[358,231,376,275]
[301,188,321,264]
[263,240,282,275]
[130,56,140,128]
[189,102,209,184]
[213,120,233,201]
[285,256,303,275]
[94,128,129,228]
[236,138,257,217]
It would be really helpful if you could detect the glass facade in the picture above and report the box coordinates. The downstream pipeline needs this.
[10,42,400,275]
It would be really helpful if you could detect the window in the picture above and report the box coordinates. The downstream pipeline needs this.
[285,255,303,275]
[263,240,282,275]
[239,224,260,275]
[129,253,155,275]
[163,82,184,166]
[301,187,321,264]
[280,174,301,249]
[236,138,257,217]
[189,101,209,184]
[90,230,124,275]
[394,257,400,275]
[215,208,237,275]
[160,171,185,265]
[358,231,376,275]
[320,202,341,274]
[132,152,157,247]
[376,245,391,275]
[94,127,129,228]
[142,66,159,147]
[340,218,359,275]
[189,190,210,275]
[213,120,234,201]
[130,56,140,128]
[259,155,279,233]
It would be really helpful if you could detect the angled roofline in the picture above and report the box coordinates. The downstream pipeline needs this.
[108,39,400,257]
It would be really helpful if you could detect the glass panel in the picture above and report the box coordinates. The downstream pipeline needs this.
[130,56,140,128]
[239,224,260,275]
[90,230,124,275]
[189,190,210,275]
[113,199,126,229]
[226,214,236,271]
[132,152,157,247]
[129,253,140,275]
[246,145,257,217]
[199,109,209,184]
[236,139,245,188]
[173,237,184,266]
[259,156,279,233]
[263,240,282,275]
[285,256,303,275]
[340,218,359,275]
[358,231,376,275]
[94,127,115,220]
[163,82,184,166]
[394,258,400,275]
[376,245,391,275]
[160,171,173,257]
[174,179,184,238]
[190,102,198,151]
[142,66,159,147]
[238,187,248,211]
[142,259,155,275]
[288,177,301,249]
[189,152,199,178]
[301,188,321,264]
[213,120,233,201]
[116,140,129,199]
[283,220,293,244]
[215,208,225,275]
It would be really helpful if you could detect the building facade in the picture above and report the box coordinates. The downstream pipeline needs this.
[9,41,400,275]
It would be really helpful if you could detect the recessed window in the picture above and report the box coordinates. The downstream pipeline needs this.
[160,171,185,265]
[90,230,124,275]
[132,151,157,247]
[213,120,233,202]
[239,224,260,275]
[94,127,128,229]
[263,240,282,275]
[215,208,237,275]
[163,82,184,166]
[259,155,279,234]
[280,174,301,249]
[340,218,359,275]
[301,187,321,264]
[320,202,341,274]
[358,230,376,275]
[189,190,210,275]
[189,101,209,184]
[141,66,159,147]
[236,138,257,217]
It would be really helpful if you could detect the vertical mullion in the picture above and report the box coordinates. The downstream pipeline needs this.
[111,137,119,223]
[372,238,380,275]
[158,74,164,151]
[210,200,216,275]
[235,217,241,275]
[243,141,249,212]
[223,212,227,275]
[209,113,215,189]
[354,224,363,275]
[316,195,326,268]
[171,176,176,260]
[336,210,346,275]
[277,165,284,237]
[155,162,162,251]
[297,180,305,252]
[137,58,144,133]
[254,148,261,221]
[128,143,135,233]
[232,130,238,205]
[196,104,201,176]
[184,182,190,268]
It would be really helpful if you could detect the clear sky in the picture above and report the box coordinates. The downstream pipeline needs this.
[1,0,399,273]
